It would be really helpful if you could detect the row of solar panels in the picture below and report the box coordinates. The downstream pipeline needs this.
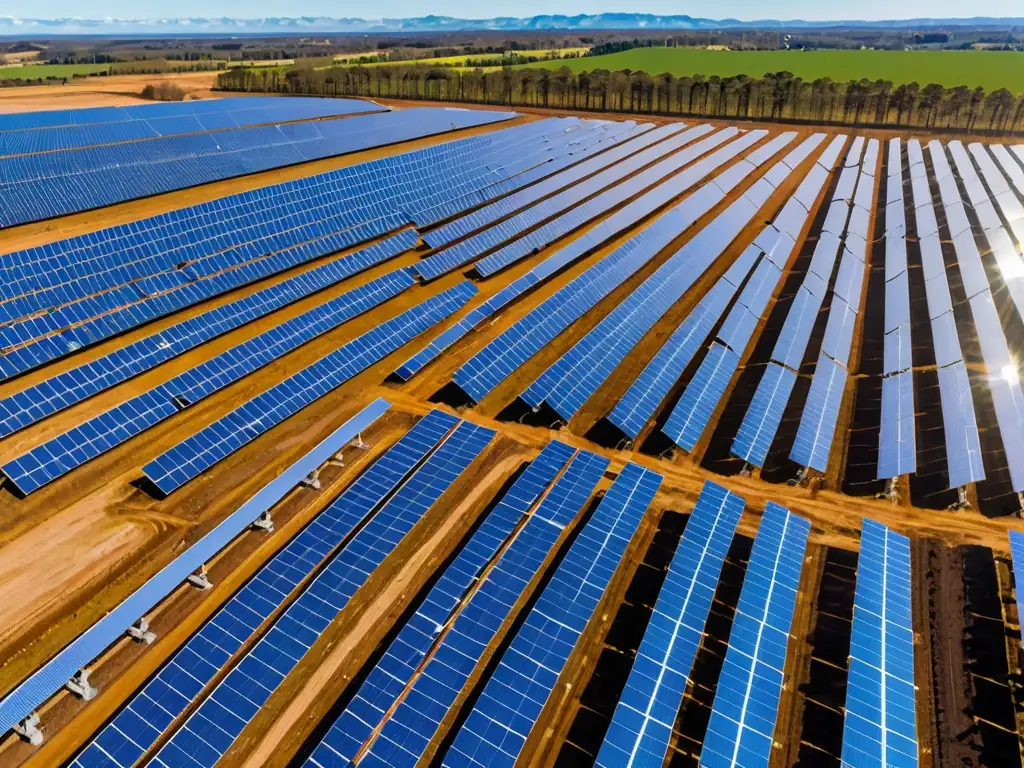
[0,106,516,227]
[0,120,666,496]
[0,96,348,132]
[0,97,385,158]
[0,116,620,382]
[0,399,917,768]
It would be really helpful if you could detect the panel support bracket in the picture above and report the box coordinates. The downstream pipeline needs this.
[300,470,321,490]
[66,668,97,701]
[128,617,157,644]
[251,511,274,533]
[187,565,213,590]
[14,713,43,746]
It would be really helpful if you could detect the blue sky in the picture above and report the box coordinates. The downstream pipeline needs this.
[18,1,1024,19]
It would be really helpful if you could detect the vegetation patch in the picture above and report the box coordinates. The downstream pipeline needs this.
[524,47,1024,94]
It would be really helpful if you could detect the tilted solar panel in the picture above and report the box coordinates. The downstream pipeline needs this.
[151,420,497,768]
[305,439,577,767]
[840,519,918,768]
[441,462,663,768]
[0,399,392,742]
[700,502,811,768]
[595,480,744,768]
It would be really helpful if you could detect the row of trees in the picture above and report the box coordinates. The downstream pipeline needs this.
[217,64,1024,134]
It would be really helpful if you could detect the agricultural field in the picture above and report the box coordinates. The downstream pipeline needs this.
[0,62,110,81]
[365,46,590,68]
[527,46,1024,93]
[0,93,1023,768]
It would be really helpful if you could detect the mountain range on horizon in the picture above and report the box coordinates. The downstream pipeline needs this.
[2,12,1023,36]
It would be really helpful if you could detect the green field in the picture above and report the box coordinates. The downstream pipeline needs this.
[526,48,1024,93]
[0,63,110,80]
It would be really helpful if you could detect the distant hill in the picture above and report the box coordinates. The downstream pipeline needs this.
[2,13,1023,36]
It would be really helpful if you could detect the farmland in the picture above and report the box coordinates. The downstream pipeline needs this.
[526,47,1024,93]
[0,88,1022,768]
[0,63,110,81]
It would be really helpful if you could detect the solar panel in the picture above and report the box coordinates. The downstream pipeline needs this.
[821,296,857,367]
[394,130,773,382]
[770,287,822,370]
[141,281,477,495]
[5,399,392,746]
[150,420,496,768]
[878,371,917,479]
[699,502,811,768]
[662,343,741,452]
[0,231,417,441]
[840,519,918,768]
[440,462,663,768]
[731,364,798,467]
[595,480,744,768]
[356,450,609,766]
[609,280,736,441]
[1009,531,1024,637]
[305,439,578,767]
[790,354,847,471]
[969,143,1024,250]
[2,270,419,496]
[936,361,985,487]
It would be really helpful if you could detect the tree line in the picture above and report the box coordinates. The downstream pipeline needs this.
[216,64,1024,134]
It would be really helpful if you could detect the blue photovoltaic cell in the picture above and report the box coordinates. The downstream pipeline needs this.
[142,281,478,495]
[356,450,610,768]
[936,362,985,488]
[67,407,451,768]
[441,462,664,768]
[0,399,392,743]
[0,107,517,227]
[608,262,747,441]
[663,343,740,452]
[883,324,913,375]
[878,372,917,478]
[302,440,576,767]
[0,231,417,441]
[840,519,918,768]
[699,503,811,768]
[770,287,822,370]
[731,364,798,468]
[1009,531,1024,637]
[150,420,496,768]
[885,272,912,332]
[595,480,745,768]
[820,296,857,368]
[0,118,564,379]
[2,269,418,496]
[790,354,847,472]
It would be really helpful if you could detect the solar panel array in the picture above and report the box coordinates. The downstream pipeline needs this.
[0,97,383,158]
[304,439,578,767]
[595,479,745,767]
[0,399,391,741]
[2,268,419,495]
[520,130,795,422]
[840,519,918,768]
[68,405,451,768]
[0,230,416,441]
[1008,530,1024,636]
[416,123,703,280]
[354,449,609,766]
[877,139,918,480]
[0,106,517,227]
[907,139,984,488]
[940,142,1024,492]
[141,281,477,495]
[0,118,560,378]
[732,138,873,470]
[700,502,810,768]
[663,135,847,452]
[394,128,785,384]
[441,462,663,767]
[150,419,496,768]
